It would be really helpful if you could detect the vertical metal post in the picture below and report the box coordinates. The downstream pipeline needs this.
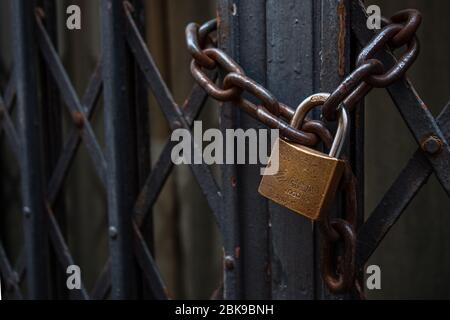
[100,0,138,299]
[266,0,317,300]
[38,0,66,299]
[129,0,152,298]
[316,0,354,299]
[217,1,242,300]
[12,0,50,299]
[218,0,271,300]
[218,0,354,299]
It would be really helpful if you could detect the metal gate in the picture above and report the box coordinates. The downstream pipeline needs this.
[0,0,449,300]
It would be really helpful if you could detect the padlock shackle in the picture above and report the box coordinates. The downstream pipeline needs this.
[291,93,348,158]
[329,106,348,158]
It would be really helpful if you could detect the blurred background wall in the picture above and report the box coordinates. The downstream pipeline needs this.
[0,0,449,299]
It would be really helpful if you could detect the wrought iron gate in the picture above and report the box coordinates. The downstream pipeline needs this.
[0,0,449,300]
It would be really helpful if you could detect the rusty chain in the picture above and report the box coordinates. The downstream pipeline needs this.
[318,9,421,296]
[322,9,421,120]
[319,159,361,296]
[186,8,421,297]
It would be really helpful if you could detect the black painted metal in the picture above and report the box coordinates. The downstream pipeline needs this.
[12,0,50,299]
[356,102,450,270]
[101,0,139,299]
[219,0,271,300]
[351,1,450,196]
[318,0,357,300]
[217,0,356,300]
[350,0,450,272]
[38,0,66,300]
[0,77,22,300]
[266,0,317,300]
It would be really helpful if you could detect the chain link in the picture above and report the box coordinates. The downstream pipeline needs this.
[186,8,421,297]
[319,159,360,294]
[322,9,421,120]
[186,21,333,147]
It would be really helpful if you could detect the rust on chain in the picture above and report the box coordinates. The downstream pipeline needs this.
[186,23,216,69]
[190,61,241,101]
[322,9,422,121]
[186,19,333,147]
[356,24,420,88]
[389,9,422,48]
[343,82,372,111]
[318,161,356,240]
[321,218,356,293]
[319,160,358,294]
[224,73,280,116]
[198,19,217,41]
[186,7,421,296]
[322,60,384,120]
[237,99,321,145]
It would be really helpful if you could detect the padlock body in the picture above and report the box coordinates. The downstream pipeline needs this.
[259,138,345,220]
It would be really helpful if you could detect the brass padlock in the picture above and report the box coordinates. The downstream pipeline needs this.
[258,93,348,220]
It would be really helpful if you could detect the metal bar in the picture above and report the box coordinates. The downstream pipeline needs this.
[132,222,168,300]
[0,94,20,160]
[356,102,450,270]
[100,0,138,299]
[129,0,153,261]
[351,0,450,196]
[218,0,271,300]
[316,0,354,300]
[0,77,16,151]
[0,243,23,299]
[266,0,316,300]
[124,5,178,126]
[1,121,92,300]
[38,0,66,299]
[3,74,16,107]
[0,77,17,140]
[91,78,213,300]
[217,0,244,300]
[133,76,215,226]
[125,9,223,226]
[91,225,169,300]
[91,262,111,300]
[35,14,107,186]
[7,63,101,300]
[33,10,103,300]
[351,26,367,301]
[46,205,89,299]
[129,0,150,185]
[14,251,26,284]
[11,0,50,299]
[46,63,103,204]
[125,0,151,298]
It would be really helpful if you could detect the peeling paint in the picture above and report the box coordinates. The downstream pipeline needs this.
[337,0,347,77]
[235,246,241,259]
